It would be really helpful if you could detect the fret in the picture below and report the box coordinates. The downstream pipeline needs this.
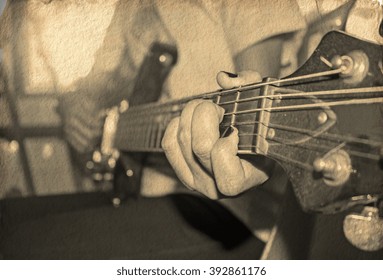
[156,123,163,149]
[113,86,263,154]
[253,80,274,155]
[146,118,153,149]
[136,123,140,147]
[150,122,157,149]
[132,124,137,148]
[230,90,241,126]
[135,124,140,148]
[141,122,146,148]
[139,122,144,148]
[215,93,221,105]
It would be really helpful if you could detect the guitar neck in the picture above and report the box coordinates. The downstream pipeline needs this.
[113,83,269,154]
[114,99,188,153]
[105,32,383,216]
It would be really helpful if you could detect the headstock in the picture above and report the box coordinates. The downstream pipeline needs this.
[261,31,382,214]
[216,31,382,216]
[221,30,382,251]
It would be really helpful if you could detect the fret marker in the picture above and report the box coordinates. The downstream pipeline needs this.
[267,128,275,139]
[108,158,116,169]
[112,197,121,208]
[86,161,94,170]
[92,151,102,163]
[317,112,328,124]
[126,169,134,177]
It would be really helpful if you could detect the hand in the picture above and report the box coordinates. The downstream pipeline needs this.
[60,92,106,154]
[162,71,271,199]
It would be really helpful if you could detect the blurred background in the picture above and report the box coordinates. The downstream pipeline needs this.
[0,0,381,200]
[0,0,120,198]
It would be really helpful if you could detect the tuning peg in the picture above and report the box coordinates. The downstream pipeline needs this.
[343,206,383,251]
[330,50,369,84]
[313,149,352,187]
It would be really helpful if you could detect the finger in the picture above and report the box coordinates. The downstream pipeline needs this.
[62,93,100,113]
[211,128,269,196]
[74,109,106,131]
[67,116,102,143]
[177,99,205,170]
[216,70,262,89]
[177,100,219,198]
[64,125,92,153]
[64,115,101,153]
[177,100,218,199]
[61,95,106,130]
[162,117,194,189]
[191,101,224,172]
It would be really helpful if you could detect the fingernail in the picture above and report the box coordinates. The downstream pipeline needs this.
[221,126,235,138]
[222,71,238,78]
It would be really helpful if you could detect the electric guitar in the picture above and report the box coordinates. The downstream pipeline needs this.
[93,31,383,216]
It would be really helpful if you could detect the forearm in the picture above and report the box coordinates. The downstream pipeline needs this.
[75,69,132,109]
[234,34,286,78]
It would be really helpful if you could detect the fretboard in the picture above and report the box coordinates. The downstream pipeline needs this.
[113,84,268,154]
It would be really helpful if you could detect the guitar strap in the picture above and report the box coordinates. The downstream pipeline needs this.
[112,43,178,202]
[128,43,178,106]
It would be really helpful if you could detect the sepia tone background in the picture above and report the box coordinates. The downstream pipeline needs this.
[0,0,382,259]
[0,0,381,198]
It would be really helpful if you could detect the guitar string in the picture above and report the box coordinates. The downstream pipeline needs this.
[236,128,380,161]
[122,95,383,145]
[249,149,314,171]
[121,106,382,151]
[120,123,381,171]
[125,88,382,116]
[217,86,383,106]
[125,86,382,119]
[119,121,382,159]
[117,77,382,151]
[259,135,379,161]
[220,120,382,147]
[236,129,382,160]
[116,67,383,170]
[223,97,383,115]
[237,140,378,171]
[120,141,377,171]
[243,147,377,173]
[121,117,381,161]
[127,68,345,110]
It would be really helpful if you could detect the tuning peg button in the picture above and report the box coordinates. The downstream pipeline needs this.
[313,150,352,187]
[344,206,383,251]
[331,51,369,84]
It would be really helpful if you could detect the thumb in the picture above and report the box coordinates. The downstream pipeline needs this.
[216,70,262,89]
